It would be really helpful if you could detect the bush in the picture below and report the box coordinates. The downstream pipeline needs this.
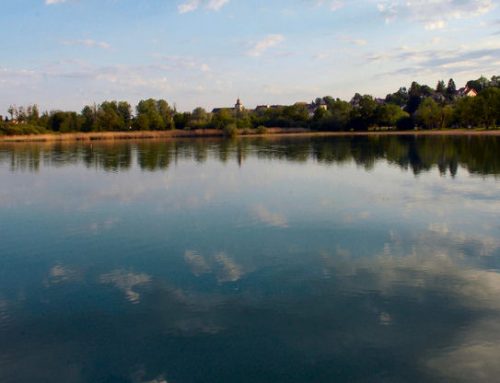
[223,123,238,137]
[0,123,48,136]
[396,116,415,131]
[256,125,268,134]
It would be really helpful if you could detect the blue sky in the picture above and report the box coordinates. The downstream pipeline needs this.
[0,0,499,113]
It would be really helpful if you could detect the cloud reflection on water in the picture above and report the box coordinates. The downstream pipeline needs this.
[1,136,500,382]
[100,269,152,304]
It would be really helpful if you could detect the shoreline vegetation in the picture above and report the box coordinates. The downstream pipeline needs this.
[1,128,500,143]
[1,75,499,141]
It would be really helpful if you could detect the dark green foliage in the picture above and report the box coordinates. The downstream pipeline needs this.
[446,79,457,98]
[96,101,130,131]
[2,74,499,135]
[348,94,378,130]
[375,104,409,127]
[453,87,500,128]
[134,99,174,130]
[385,87,409,107]
[189,107,210,129]
[436,80,446,94]
[256,125,267,134]
[211,109,234,129]
[0,123,48,136]
[173,111,191,130]
[223,123,238,137]
[47,111,82,132]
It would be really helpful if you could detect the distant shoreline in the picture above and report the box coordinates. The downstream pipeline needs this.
[1,128,500,143]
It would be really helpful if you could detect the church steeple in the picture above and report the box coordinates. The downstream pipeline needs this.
[235,97,244,112]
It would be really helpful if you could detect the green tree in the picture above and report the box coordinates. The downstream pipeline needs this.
[190,107,210,128]
[375,104,409,127]
[47,111,81,132]
[117,101,132,128]
[81,105,98,132]
[436,80,446,94]
[386,87,409,107]
[157,100,174,130]
[454,97,477,128]
[135,99,165,130]
[477,87,500,127]
[173,111,191,130]
[415,98,442,129]
[7,105,16,121]
[406,82,423,114]
[350,95,377,130]
[446,78,457,99]
[97,101,125,131]
[211,109,234,129]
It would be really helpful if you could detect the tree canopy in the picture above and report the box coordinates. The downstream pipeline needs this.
[2,74,499,136]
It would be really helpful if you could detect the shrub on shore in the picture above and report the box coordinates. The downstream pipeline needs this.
[223,123,238,137]
[0,123,48,136]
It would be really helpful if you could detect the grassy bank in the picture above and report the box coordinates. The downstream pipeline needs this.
[0,128,310,142]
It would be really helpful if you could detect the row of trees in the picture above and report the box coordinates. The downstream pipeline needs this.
[1,75,499,135]
[1,99,174,133]
[311,76,500,131]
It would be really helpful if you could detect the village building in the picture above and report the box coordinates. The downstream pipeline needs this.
[295,100,328,117]
[212,98,329,116]
[458,86,478,97]
[255,105,270,112]
[316,99,328,111]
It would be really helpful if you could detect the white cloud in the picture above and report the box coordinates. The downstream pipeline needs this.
[178,0,200,14]
[45,0,66,4]
[153,55,211,73]
[247,34,285,57]
[315,0,345,11]
[178,0,230,13]
[367,38,500,78]
[377,0,495,29]
[339,35,368,46]
[62,39,111,50]
[207,0,230,11]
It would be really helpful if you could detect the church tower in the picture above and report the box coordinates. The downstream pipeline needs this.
[235,98,244,112]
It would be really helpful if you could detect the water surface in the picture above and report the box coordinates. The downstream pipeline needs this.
[1,135,500,383]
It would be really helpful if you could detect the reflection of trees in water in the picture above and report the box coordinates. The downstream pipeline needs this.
[137,142,173,171]
[83,144,132,172]
[0,143,132,172]
[1,144,43,172]
[1,135,499,176]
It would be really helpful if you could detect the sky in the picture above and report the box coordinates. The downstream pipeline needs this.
[0,0,499,113]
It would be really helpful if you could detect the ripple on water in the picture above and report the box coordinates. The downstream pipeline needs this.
[0,299,11,331]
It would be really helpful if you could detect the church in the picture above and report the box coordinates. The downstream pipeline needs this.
[211,98,245,114]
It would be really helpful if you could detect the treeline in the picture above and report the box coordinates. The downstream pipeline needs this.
[311,75,500,131]
[1,75,499,136]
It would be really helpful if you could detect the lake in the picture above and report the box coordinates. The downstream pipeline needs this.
[1,135,500,383]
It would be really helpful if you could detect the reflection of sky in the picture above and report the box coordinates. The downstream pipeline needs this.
[0,137,500,382]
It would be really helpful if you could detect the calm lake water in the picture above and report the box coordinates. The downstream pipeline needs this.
[1,135,500,383]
